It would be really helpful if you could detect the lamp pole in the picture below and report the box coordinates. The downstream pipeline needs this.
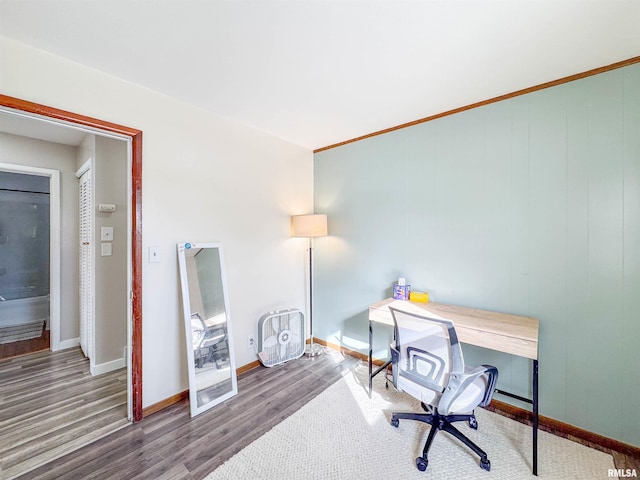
[305,237,322,356]
[290,214,327,357]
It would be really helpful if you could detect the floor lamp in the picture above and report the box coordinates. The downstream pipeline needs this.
[291,214,327,357]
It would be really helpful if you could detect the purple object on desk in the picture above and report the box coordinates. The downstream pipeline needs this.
[393,283,411,300]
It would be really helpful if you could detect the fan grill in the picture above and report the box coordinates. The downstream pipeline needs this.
[257,309,305,367]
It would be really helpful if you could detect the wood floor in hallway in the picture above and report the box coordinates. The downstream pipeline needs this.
[0,348,129,479]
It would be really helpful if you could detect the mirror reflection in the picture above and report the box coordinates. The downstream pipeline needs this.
[178,242,237,417]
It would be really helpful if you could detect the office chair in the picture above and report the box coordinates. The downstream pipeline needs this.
[191,312,229,369]
[388,307,498,472]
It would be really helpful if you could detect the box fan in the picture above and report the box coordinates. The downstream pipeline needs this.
[257,309,305,367]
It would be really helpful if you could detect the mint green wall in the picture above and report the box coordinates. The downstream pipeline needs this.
[313,63,640,446]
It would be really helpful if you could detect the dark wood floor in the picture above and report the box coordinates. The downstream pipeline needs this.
[17,348,358,480]
[0,329,50,360]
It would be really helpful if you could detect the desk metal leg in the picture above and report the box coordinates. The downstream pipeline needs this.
[533,359,538,476]
[368,319,373,397]
[494,359,539,476]
[368,319,392,397]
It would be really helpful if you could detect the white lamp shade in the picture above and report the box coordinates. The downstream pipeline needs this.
[291,214,328,238]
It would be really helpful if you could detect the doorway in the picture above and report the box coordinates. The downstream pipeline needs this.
[0,165,60,358]
[0,94,143,422]
[0,171,52,355]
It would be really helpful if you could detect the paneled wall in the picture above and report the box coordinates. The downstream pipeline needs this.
[314,63,640,446]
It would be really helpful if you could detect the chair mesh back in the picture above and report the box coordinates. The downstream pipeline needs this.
[391,308,462,391]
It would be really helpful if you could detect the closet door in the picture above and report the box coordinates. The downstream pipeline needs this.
[78,168,94,359]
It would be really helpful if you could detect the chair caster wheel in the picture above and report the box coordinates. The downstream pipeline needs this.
[416,457,428,471]
[480,458,491,471]
[390,417,399,428]
[469,415,478,429]
[385,381,389,389]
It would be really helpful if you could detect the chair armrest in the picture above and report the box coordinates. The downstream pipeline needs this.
[478,365,499,407]
[390,342,399,388]
[438,364,499,414]
[393,344,446,392]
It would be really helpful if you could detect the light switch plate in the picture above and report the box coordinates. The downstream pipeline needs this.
[149,246,160,263]
[101,226,114,241]
[101,242,112,256]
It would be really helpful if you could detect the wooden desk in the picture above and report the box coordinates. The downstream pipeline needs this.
[369,298,540,475]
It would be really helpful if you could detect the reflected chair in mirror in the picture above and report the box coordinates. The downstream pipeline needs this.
[388,307,498,473]
[190,312,229,370]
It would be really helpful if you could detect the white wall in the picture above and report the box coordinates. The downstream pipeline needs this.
[76,134,94,172]
[0,132,80,341]
[0,36,314,408]
[94,136,128,366]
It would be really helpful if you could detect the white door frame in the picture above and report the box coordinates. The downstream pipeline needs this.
[0,163,61,350]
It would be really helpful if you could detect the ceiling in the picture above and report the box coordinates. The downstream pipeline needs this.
[1,0,639,151]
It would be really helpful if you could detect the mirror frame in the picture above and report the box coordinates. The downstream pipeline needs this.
[177,242,238,417]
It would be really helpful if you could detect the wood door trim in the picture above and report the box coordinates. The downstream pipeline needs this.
[0,94,144,422]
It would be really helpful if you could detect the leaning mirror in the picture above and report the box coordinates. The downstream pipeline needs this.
[177,242,237,417]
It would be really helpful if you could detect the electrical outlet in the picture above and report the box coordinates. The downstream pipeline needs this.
[248,336,255,350]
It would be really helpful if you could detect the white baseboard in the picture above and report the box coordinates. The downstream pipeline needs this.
[91,357,125,376]
[56,337,80,351]
[52,337,125,376]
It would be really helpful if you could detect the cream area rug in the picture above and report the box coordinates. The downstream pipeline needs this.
[205,363,614,480]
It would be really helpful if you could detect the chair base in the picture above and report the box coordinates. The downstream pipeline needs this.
[391,403,491,472]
